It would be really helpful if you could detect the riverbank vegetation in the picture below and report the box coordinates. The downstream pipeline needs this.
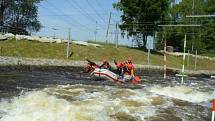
[0,39,214,71]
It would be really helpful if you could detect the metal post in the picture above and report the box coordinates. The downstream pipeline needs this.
[148,48,150,65]
[115,23,119,48]
[194,49,197,70]
[117,25,119,48]
[67,28,71,58]
[164,39,167,79]
[106,12,112,44]
[94,31,97,42]
[94,21,98,42]
[181,34,187,84]
[53,31,55,39]
[187,50,190,67]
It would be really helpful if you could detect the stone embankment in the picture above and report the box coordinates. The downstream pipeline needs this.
[0,56,214,76]
[0,33,102,47]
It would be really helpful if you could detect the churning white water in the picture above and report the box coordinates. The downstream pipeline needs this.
[149,86,212,103]
[0,84,213,121]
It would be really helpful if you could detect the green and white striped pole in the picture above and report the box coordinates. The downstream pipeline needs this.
[181,34,187,84]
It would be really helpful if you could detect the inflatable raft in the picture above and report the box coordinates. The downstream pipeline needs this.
[84,59,140,84]
[91,68,119,81]
[90,68,140,84]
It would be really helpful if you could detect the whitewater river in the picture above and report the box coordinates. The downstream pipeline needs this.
[0,69,214,121]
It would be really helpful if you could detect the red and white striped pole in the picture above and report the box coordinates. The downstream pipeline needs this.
[212,90,215,121]
[164,39,167,79]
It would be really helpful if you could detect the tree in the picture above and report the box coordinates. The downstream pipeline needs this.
[205,0,215,13]
[1,0,42,35]
[164,0,215,53]
[113,0,169,48]
[0,0,11,26]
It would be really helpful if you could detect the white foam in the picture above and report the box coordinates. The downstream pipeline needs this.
[75,92,103,100]
[149,86,212,103]
[0,91,112,121]
[0,85,160,121]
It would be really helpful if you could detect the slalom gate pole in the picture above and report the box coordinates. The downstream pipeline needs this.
[194,49,197,70]
[164,39,167,79]
[181,34,186,84]
[212,90,215,121]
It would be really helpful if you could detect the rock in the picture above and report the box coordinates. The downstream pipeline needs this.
[4,33,15,39]
[72,41,89,46]
[39,37,52,43]
[55,38,62,43]
[61,39,68,43]
[15,35,26,40]
[0,34,7,41]
[88,43,102,47]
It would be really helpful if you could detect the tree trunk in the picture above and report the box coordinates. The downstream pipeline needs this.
[0,1,4,26]
[142,33,147,49]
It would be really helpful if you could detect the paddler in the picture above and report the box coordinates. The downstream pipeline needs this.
[84,59,99,73]
[125,58,140,84]
[126,57,134,76]
[122,58,135,82]
[114,59,125,78]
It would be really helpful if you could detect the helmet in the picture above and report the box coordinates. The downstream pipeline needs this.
[128,57,132,63]
[103,59,107,63]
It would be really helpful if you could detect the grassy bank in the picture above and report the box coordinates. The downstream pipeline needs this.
[0,39,215,71]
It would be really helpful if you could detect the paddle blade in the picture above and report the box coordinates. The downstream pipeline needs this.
[135,76,140,81]
[131,76,140,85]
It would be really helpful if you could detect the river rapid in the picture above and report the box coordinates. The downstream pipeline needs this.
[0,68,214,121]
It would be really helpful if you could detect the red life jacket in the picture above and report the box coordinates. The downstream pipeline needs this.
[124,63,134,75]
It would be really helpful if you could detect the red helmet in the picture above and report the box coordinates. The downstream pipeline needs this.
[103,59,108,63]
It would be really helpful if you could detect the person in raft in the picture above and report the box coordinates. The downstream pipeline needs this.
[84,59,99,73]
[100,59,111,70]
[114,59,125,78]
[123,58,135,82]
[114,58,134,82]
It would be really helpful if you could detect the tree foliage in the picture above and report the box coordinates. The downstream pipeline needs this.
[0,0,42,35]
[164,0,215,52]
[113,0,169,48]
[114,0,215,53]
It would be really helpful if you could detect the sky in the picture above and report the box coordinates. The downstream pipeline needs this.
[36,0,134,46]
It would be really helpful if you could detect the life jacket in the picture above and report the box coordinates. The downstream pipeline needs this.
[114,62,124,76]
[116,62,123,68]
[124,62,134,75]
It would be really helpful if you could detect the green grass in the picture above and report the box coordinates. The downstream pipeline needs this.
[0,39,215,71]
[200,52,215,57]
